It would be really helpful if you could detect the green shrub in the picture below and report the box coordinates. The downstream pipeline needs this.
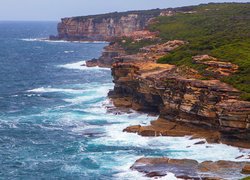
[116,3,250,100]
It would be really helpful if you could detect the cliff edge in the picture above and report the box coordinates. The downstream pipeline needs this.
[51,9,162,41]
[54,3,250,179]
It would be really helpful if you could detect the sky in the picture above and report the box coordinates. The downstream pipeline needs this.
[0,0,249,21]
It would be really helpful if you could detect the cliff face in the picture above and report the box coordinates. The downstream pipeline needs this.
[86,42,125,68]
[111,61,250,144]
[55,10,161,41]
[108,41,250,146]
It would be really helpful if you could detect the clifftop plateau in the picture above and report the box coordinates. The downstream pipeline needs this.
[52,9,162,41]
[51,6,204,41]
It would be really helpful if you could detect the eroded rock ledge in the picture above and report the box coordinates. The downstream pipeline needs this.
[86,42,125,68]
[131,157,250,179]
[107,40,250,148]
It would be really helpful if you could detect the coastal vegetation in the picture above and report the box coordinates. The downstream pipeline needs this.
[72,9,162,23]
[119,3,250,100]
[242,177,250,180]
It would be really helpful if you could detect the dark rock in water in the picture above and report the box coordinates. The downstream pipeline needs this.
[86,58,98,67]
[82,128,105,137]
[86,42,125,68]
[194,141,206,145]
[146,171,167,177]
[236,155,245,159]
[49,35,59,40]
[131,157,200,179]
[123,125,141,133]
[131,157,250,179]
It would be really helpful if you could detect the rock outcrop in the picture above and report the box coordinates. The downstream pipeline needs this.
[86,42,125,68]
[109,40,250,147]
[131,157,250,179]
[192,55,239,77]
[52,10,162,41]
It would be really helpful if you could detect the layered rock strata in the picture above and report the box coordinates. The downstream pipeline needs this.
[131,157,250,179]
[86,42,125,68]
[192,55,239,77]
[109,41,250,147]
[53,10,162,41]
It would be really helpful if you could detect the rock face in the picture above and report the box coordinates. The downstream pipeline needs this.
[131,157,250,179]
[123,118,221,143]
[192,55,239,77]
[109,41,250,146]
[54,10,161,41]
[86,42,125,68]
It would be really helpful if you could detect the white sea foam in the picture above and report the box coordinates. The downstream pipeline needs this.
[115,169,178,180]
[27,87,84,94]
[11,95,19,97]
[63,96,99,103]
[63,85,111,104]
[21,38,108,44]
[22,66,250,179]
[64,50,74,54]
[57,60,109,71]
[58,61,86,70]
[31,84,250,179]
[88,107,250,163]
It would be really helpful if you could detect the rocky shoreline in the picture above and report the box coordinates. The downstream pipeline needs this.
[104,41,250,147]
[85,41,250,179]
[131,157,250,179]
[52,4,250,179]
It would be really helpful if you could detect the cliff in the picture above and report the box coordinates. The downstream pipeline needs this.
[111,61,250,145]
[53,9,162,41]
[109,40,250,147]
[53,3,250,179]
[52,3,250,146]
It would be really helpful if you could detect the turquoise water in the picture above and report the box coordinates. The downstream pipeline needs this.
[0,22,249,180]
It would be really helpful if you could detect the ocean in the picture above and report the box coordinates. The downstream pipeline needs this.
[0,21,249,180]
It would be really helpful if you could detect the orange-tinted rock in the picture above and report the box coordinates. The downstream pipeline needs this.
[242,165,250,174]
[192,55,239,77]
[110,50,250,146]
[112,97,132,108]
[123,125,141,133]
[131,157,250,179]
[55,11,162,41]
[124,118,221,143]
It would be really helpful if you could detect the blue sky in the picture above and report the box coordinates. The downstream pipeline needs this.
[0,0,249,21]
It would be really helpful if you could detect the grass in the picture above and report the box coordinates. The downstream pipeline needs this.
[119,3,250,100]
[116,37,159,54]
[242,177,250,180]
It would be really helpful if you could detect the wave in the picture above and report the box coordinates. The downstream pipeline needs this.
[20,38,108,44]
[64,50,74,54]
[63,96,100,104]
[57,61,110,71]
[27,87,84,94]
[63,84,112,104]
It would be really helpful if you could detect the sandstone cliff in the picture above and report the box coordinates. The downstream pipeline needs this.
[108,41,250,147]
[53,9,162,41]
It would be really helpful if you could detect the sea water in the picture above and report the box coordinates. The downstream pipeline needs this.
[0,21,249,180]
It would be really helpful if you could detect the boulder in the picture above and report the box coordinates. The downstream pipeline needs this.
[242,165,250,174]
[131,157,250,179]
